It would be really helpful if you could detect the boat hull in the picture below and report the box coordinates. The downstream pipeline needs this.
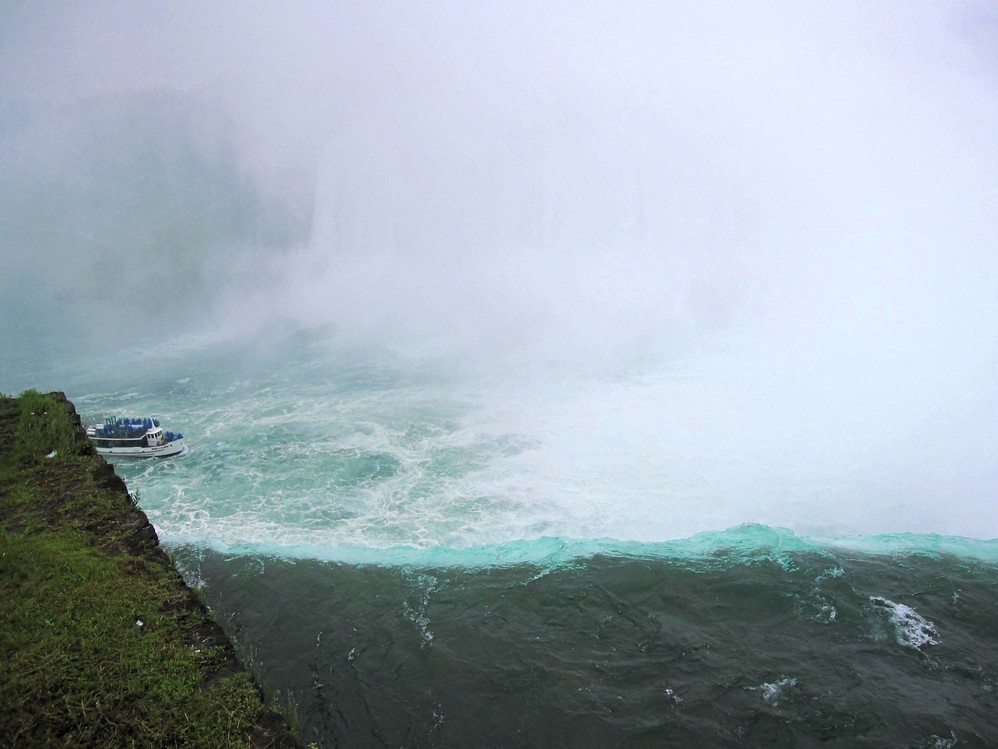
[93,437,187,458]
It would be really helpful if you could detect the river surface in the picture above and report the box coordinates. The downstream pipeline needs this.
[5,331,997,748]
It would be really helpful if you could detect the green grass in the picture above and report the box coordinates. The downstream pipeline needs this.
[0,390,289,748]
[7,388,87,466]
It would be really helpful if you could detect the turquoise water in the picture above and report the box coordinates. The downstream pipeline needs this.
[45,329,997,562]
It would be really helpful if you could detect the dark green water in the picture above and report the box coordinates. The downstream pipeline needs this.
[174,544,998,748]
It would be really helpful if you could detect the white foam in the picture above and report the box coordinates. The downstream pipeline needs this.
[751,676,798,706]
[103,331,998,559]
[869,596,940,650]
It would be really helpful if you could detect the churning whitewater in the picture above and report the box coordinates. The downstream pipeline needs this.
[68,332,998,564]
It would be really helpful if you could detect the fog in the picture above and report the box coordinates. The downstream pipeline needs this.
[2,1,996,535]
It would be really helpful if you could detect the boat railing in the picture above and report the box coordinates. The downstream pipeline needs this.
[95,416,164,437]
[90,416,182,447]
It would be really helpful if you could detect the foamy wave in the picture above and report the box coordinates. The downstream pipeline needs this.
[870,596,940,650]
[97,334,998,562]
[750,676,798,706]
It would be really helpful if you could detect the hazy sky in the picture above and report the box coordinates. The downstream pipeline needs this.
[3,2,996,169]
[3,1,996,354]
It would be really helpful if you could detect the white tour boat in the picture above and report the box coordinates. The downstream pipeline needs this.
[87,416,187,458]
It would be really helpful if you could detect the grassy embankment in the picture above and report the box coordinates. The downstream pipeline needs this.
[0,390,299,748]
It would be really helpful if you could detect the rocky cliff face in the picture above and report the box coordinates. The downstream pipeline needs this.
[0,391,302,748]
[66,395,304,749]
